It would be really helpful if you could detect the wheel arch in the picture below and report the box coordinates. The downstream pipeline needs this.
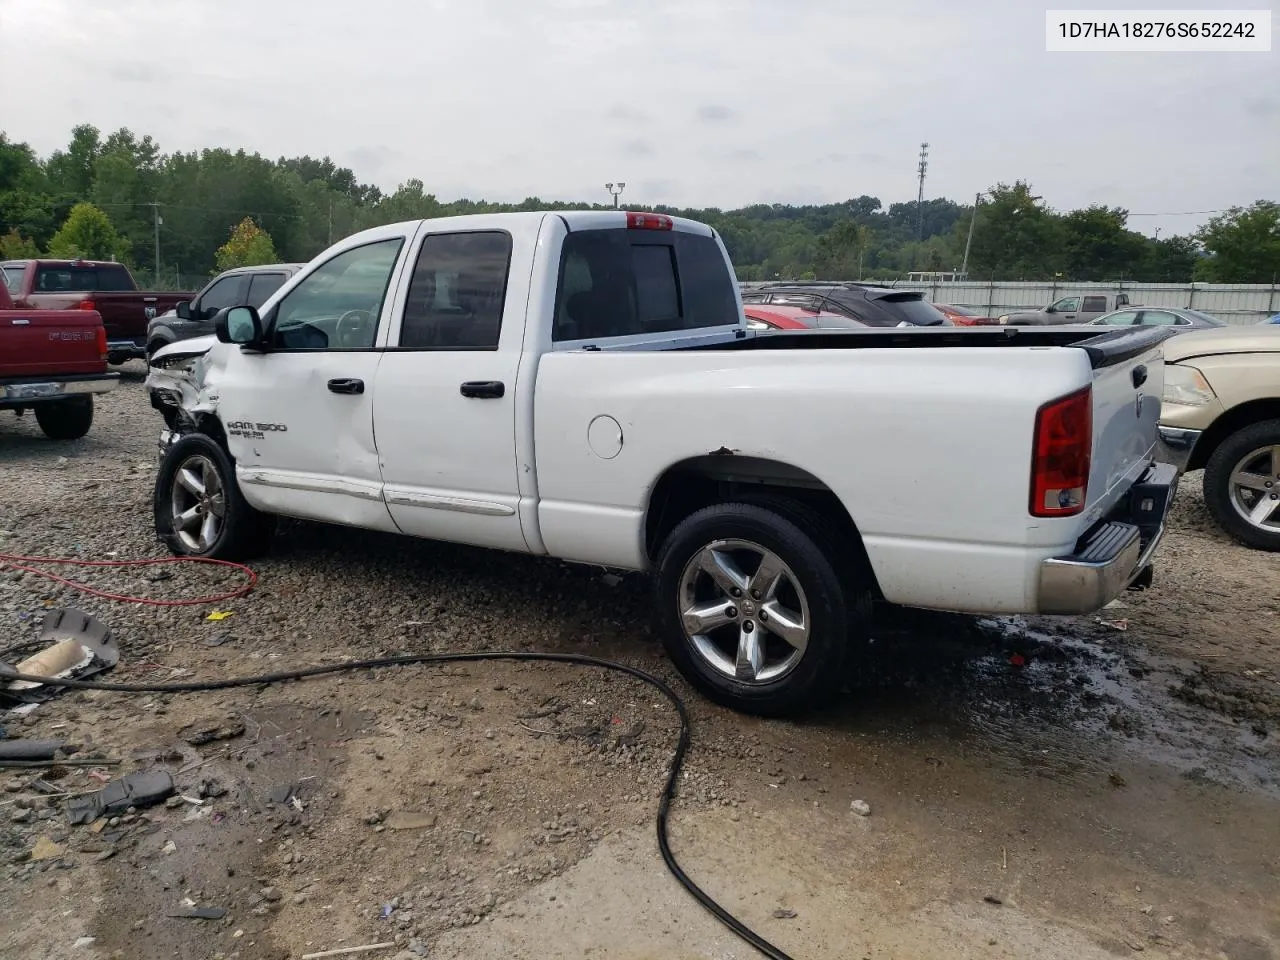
[1188,399,1280,472]
[643,453,881,597]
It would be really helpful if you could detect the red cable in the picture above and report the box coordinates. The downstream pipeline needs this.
[0,553,257,607]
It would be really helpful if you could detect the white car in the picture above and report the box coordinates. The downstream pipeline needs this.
[146,210,1176,716]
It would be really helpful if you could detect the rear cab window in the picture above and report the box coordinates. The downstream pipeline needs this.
[33,263,135,292]
[552,227,738,342]
[2,265,23,293]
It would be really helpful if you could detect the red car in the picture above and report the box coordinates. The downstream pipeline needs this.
[933,303,998,326]
[744,304,867,331]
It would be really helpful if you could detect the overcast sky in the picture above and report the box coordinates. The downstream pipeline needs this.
[1,0,1275,237]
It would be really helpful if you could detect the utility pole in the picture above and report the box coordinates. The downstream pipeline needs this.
[961,192,980,277]
[148,202,162,286]
[915,143,929,243]
[328,198,334,245]
[605,182,626,209]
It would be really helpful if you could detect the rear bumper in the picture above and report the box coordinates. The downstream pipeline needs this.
[1,373,119,406]
[107,338,146,361]
[1037,460,1177,615]
[1157,425,1202,473]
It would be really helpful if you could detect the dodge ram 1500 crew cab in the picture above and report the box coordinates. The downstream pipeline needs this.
[145,210,1176,716]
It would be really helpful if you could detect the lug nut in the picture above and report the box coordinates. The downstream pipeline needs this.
[742,621,755,634]
[730,587,743,598]
[726,607,738,619]
[759,609,769,622]
[750,589,761,600]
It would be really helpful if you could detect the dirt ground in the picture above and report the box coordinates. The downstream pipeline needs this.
[1,366,1277,960]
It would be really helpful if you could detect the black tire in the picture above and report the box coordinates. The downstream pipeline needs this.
[1203,419,1280,552]
[34,396,94,440]
[154,433,277,560]
[653,501,870,717]
[146,338,169,360]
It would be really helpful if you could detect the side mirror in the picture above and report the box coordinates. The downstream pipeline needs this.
[1044,305,1056,314]
[215,305,263,346]
[174,300,191,320]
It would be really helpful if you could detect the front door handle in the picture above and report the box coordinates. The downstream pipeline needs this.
[460,380,505,399]
[1131,364,1148,389]
[327,378,365,395]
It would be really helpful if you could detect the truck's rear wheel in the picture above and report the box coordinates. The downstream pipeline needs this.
[154,433,276,560]
[1203,419,1280,552]
[34,396,94,440]
[653,502,868,717]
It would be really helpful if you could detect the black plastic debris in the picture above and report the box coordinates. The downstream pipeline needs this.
[0,739,66,761]
[66,769,175,825]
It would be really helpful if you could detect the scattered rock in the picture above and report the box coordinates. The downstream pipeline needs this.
[181,719,246,746]
[983,895,1003,905]
[30,837,65,861]
[772,908,798,919]
[849,800,871,817]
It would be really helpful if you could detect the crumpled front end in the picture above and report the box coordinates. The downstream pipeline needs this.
[144,335,224,458]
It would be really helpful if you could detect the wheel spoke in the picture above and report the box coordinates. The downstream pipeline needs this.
[207,493,226,518]
[199,512,218,549]
[1232,470,1271,493]
[749,551,785,601]
[682,598,737,635]
[1248,495,1279,525]
[760,601,807,652]
[176,506,201,531]
[1268,445,1280,476]
[699,547,748,596]
[735,624,764,681]
[177,467,205,497]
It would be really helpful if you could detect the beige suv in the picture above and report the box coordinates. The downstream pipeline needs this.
[1159,325,1280,551]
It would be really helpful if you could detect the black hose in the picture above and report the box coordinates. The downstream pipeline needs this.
[1,652,796,960]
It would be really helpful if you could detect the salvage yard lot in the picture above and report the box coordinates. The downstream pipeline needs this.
[2,368,1278,960]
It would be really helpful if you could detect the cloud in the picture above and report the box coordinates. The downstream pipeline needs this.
[0,0,1270,235]
[695,105,736,123]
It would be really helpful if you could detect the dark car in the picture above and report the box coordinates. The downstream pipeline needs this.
[1088,306,1227,331]
[740,281,949,326]
[146,263,305,356]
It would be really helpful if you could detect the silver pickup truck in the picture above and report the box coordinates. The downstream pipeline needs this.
[1001,292,1132,326]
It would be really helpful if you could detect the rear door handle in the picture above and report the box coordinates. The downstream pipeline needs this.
[460,380,505,399]
[1131,364,1148,389]
[327,378,365,395]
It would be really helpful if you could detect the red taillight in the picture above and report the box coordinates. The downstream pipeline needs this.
[1030,386,1092,517]
[96,325,108,362]
[78,299,96,311]
[626,212,673,231]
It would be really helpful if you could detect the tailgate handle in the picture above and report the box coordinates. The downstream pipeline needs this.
[1131,364,1148,389]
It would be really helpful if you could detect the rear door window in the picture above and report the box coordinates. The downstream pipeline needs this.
[1081,295,1108,312]
[1137,310,1182,326]
[1095,310,1139,326]
[246,272,288,308]
[2,265,23,293]
[552,229,737,341]
[398,231,513,350]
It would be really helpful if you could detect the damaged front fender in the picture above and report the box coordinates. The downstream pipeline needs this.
[145,335,228,441]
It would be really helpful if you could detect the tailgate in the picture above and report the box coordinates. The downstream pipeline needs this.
[0,311,105,378]
[90,295,154,342]
[1083,329,1167,516]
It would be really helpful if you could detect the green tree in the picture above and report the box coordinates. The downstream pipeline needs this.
[1195,201,1280,283]
[1060,205,1146,279]
[1143,235,1200,282]
[47,202,129,260]
[214,217,279,271]
[0,227,39,259]
[965,182,1066,279]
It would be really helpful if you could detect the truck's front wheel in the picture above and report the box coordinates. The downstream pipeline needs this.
[653,502,868,717]
[154,434,276,560]
[1203,419,1280,552]
[34,397,94,440]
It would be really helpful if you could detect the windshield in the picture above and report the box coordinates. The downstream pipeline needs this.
[2,265,22,293]
[876,294,947,326]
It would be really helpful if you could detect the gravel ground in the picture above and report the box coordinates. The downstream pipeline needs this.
[1,368,1277,960]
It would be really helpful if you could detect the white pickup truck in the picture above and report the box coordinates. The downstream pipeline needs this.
[146,210,1177,716]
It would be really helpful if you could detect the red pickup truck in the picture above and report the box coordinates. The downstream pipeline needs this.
[0,281,118,439]
[2,259,197,365]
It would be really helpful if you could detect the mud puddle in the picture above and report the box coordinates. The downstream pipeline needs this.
[841,606,1278,798]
